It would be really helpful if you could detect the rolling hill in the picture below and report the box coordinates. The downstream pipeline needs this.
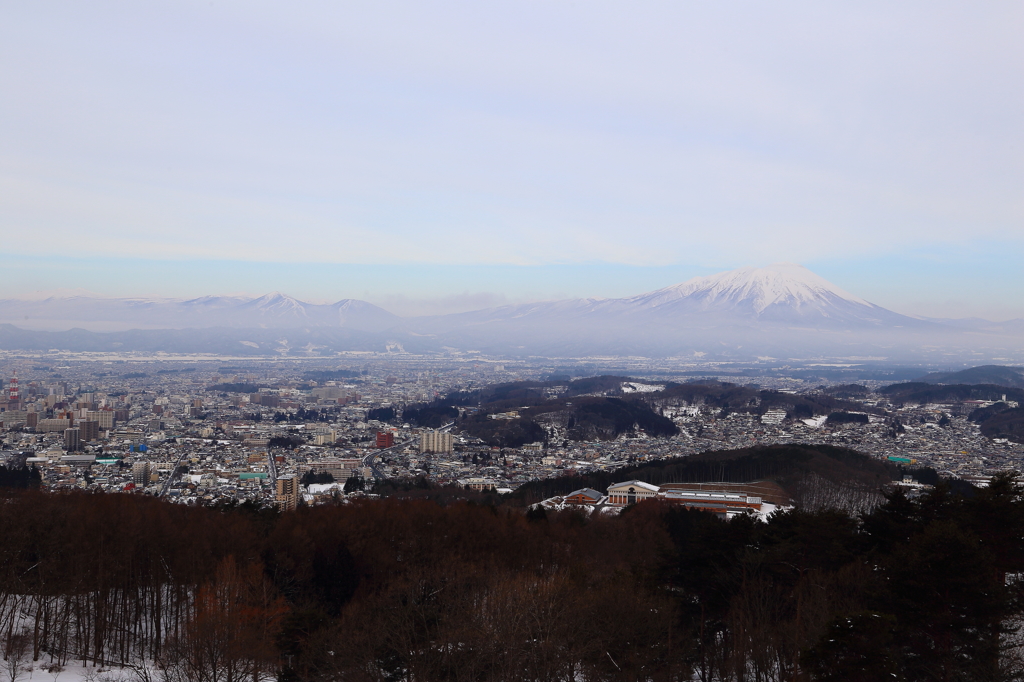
[915,365,1024,389]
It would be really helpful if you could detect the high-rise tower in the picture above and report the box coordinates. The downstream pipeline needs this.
[8,371,19,408]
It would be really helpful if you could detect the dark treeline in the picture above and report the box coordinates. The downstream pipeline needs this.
[657,381,884,418]
[914,365,1024,388]
[366,406,397,423]
[300,470,335,485]
[459,413,549,448]
[819,384,870,398]
[207,382,264,393]
[402,403,460,428]
[875,382,1024,445]
[273,407,341,424]
[4,477,1024,681]
[0,464,41,488]
[459,397,678,447]
[557,397,678,439]
[405,377,643,419]
[824,412,869,425]
[409,377,882,447]
[268,435,305,449]
[972,403,1017,424]
[979,407,1024,443]
[880,382,1024,405]
[389,377,880,448]
[967,402,1024,445]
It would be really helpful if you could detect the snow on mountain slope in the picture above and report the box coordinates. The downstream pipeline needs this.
[417,263,912,332]
[239,293,312,320]
[399,263,949,356]
[0,265,1017,357]
[0,294,400,332]
[628,263,870,312]
[332,299,407,330]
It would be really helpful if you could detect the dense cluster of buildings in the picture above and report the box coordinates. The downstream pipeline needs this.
[0,353,1020,508]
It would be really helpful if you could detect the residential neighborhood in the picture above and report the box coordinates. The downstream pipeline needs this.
[1,352,1021,509]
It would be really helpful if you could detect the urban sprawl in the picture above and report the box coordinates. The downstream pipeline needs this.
[0,354,1018,510]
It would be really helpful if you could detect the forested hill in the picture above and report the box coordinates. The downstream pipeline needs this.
[653,381,882,418]
[458,395,679,446]
[396,376,881,446]
[880,381,1024,404]
[509,443,905,507]
[915,364,1024,388]
[968,403,1024,445]
[875,381,1024,445]
[396,376,680,445]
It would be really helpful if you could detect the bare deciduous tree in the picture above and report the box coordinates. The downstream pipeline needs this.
[1,629,30,682]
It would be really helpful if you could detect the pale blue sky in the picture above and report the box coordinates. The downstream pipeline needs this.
[2,2,1022,318]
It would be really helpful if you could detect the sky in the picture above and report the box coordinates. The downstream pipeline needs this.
[1,1,1022,319]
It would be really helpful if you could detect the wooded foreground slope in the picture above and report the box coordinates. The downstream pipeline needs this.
[3,477,1024,682]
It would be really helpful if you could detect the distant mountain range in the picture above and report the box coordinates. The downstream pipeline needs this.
[2,264,1023,359]
[400,263,945,356]
[0,292,400,333]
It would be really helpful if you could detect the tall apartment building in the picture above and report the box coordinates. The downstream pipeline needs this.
[419,430,454,454]
[312,386,346,400]
[313,431,337,446]
[132,461,151,486]
[78,420,100,442]
[37,418,71,433]
[64,427,81,452]
[86,409,115,429]
[1,411,27,427]
[276,475,300,511]
[376,431,395,448]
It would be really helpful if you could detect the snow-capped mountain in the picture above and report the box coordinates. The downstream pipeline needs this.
[0,293,400,332]
[0,264,1018,359]
[628,263,870,312]
[412,263,922,332]
[402,264,950,357]
[617,263,912,327]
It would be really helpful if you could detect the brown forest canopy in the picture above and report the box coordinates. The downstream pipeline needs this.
[3,475,1024,682]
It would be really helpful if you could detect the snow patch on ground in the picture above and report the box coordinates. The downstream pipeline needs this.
[621,382,665,393]
[307,483,342,494]
[6,660,156,682]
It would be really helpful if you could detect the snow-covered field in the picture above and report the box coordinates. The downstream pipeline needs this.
[7,661,154,682]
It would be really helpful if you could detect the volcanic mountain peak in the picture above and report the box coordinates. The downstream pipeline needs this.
[631,263,871,313]
[239,292,313,317]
